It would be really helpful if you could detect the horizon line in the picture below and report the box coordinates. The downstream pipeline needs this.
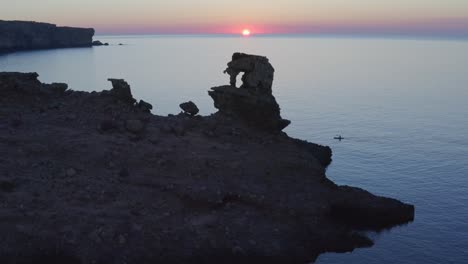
[94,32,468,40]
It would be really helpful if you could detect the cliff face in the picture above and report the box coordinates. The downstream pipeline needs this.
[0,20,94,53]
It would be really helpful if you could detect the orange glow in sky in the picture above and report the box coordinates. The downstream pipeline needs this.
[1,0,468,36]
[242,29,251,36]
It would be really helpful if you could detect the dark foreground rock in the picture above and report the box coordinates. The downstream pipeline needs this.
[0,20,94,53]
[0,57,414,264]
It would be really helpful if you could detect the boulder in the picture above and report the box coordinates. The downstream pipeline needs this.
[179,101,199,116]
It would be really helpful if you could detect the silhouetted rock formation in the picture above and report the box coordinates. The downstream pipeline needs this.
[107,78,136,104]
[224,53,275,94]
[0,70,414,264]
[209,53,291,131]
[0,20,94,53]
[180,101,200,116]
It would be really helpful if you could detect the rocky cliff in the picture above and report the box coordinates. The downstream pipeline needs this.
[0,54,414,264]
[0,20,94,53]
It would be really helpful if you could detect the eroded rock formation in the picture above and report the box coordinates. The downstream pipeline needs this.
[107,78,136,104]
[0,20,94,53]
[0,71,414,264]
[209,53,291,131]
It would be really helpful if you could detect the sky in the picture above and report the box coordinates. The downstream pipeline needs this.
[1,0,468,37]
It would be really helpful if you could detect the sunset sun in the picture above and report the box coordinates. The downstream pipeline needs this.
[242,29,251,36]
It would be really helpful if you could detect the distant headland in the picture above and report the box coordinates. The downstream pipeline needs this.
[0,20,95,53]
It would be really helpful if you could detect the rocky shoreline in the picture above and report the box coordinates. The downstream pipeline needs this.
[0,53,414,263]
[0,20,94,53]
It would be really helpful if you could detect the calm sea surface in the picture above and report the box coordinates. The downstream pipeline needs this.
[1,35,468,263]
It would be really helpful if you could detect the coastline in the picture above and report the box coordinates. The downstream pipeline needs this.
[0,53,414,263]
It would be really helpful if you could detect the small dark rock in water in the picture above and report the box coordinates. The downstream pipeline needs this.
[118,43,124,46]
[92,40,104,46]
[125,119,145,133]
[179,101,199,116]
[137,100,153,112]
[107,78,136,104]
[93,40,109,46]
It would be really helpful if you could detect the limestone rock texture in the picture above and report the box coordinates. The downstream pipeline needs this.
[209,53,291,131]
[0,68,414,264]
[0,20,94,53]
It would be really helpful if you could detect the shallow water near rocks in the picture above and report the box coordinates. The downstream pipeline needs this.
[1,35,468,263]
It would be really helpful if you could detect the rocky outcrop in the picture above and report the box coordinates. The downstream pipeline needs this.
[0,70,414,264]
[92,40,109,46]
[0,20,94,53]
[180,101,200,116]
[107,78,136,104]
[209,53,291,131]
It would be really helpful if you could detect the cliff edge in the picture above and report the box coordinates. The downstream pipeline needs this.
[0,53,414,264]
[0,20,94,53]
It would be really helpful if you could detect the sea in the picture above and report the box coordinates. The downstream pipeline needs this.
[1,35,467,263]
